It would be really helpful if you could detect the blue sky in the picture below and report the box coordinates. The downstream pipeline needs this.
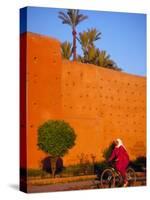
[20,7,146,76]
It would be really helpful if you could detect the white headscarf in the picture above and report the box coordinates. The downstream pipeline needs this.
[115,138,126,149]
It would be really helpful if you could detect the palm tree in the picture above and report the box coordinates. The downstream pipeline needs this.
[77,28,101,63]
[58,9,88,60]
[96,50,122,71]
[87,28,101,46]
[78,41,122,71]
[61,41,72,60]
[78,28,101,50]
[96,50,111,67]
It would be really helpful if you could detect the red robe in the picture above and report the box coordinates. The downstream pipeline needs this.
[109,145,129,182]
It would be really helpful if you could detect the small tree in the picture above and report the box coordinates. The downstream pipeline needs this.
[37,120,76,177]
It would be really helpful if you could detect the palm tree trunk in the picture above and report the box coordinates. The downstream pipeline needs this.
[72,28,77,61]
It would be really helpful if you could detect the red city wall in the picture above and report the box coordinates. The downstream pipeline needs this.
[20,32,146,169]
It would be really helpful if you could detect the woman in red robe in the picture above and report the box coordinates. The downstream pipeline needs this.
[108,139,130,187]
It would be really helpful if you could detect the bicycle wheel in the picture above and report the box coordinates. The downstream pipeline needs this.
[115,173,123,187]
[126,167,136,186]
[100,168,116,188]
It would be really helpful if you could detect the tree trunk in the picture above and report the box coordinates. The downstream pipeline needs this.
[72,28,77,61]
[51,157,57,178]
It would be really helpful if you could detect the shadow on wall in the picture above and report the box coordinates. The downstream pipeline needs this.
[41,156,63,174]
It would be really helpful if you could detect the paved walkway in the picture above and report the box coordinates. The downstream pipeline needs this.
[27,176,146,193]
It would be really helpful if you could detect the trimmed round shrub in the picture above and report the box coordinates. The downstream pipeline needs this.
[37,120,76,157]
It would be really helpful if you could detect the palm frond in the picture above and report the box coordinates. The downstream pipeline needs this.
[87,28,101,43]
[58,11,72,25]
[76,15,88,26]
[61,41,73,60]
[59,9,87,28]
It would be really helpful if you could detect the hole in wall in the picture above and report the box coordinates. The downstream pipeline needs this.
[33,56,37,60]
[80,72,83,78]
[53,51,57,54]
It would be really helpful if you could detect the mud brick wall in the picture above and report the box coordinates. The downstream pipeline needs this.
[20,33,146,168]
[21,32,62,168]
[61,60,146,165]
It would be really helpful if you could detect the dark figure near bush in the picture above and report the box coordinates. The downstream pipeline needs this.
[41,156,63,175]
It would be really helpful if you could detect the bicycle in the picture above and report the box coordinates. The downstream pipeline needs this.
[100,166,136,188]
